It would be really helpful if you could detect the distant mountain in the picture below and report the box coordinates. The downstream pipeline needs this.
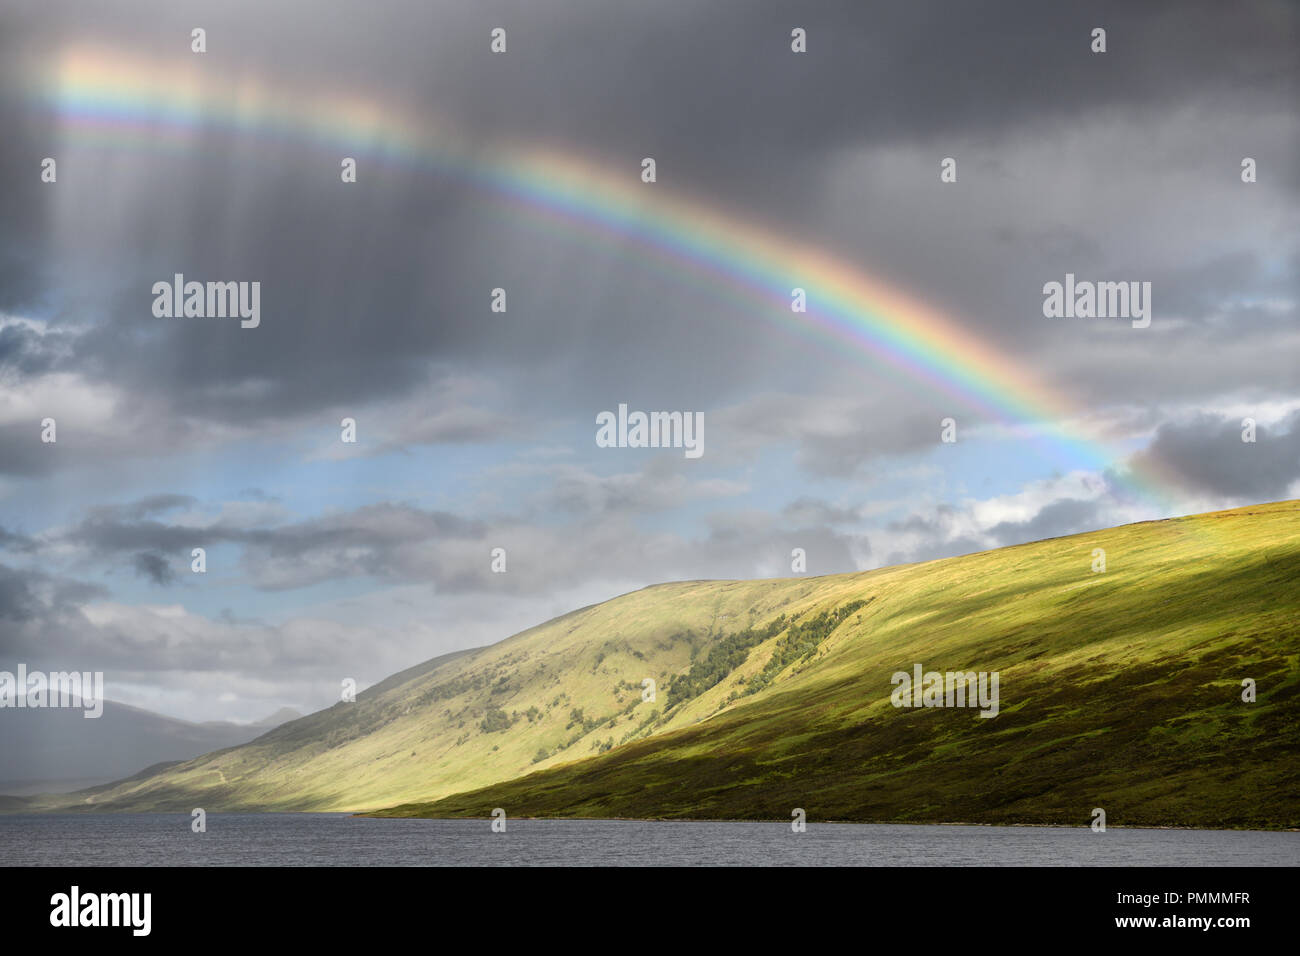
[0,701,300,795]
[202,707,302,732]
[15,500,1300,829]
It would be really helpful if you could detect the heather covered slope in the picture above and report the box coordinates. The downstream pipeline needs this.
[372,500,1300,828]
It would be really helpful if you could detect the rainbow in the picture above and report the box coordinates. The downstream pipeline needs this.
[35,44,1185,505]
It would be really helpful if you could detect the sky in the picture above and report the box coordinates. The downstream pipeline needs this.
[0,0,1296,722]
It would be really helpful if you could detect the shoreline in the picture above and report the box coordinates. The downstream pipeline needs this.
[353,812,1300,833]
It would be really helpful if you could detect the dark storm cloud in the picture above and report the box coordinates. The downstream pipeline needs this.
[0,0,1292,458]
[1133,411,1300,500]
[14,0,1296,168]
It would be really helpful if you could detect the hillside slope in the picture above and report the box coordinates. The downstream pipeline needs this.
[373,499,1300,828]
[22,500,1300,826]
[20,578,840,811]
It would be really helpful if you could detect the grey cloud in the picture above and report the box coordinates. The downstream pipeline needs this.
[48,487,876,595]
[0,321,74,376]
[0,563,385,688]
[782,497,861,527]
[0,562,106,625]
[986,498,1105,547]
[131,551,175,586]
[882,537,985,567]
[69,515,203,557]
[1133,411,1300,499]
[0,0,1292,464]
[714,392,947,478]
[101,494,197,522]
[519,457,745,519]
[0,527,36,553]
[56,500,488,592]
[881,495,1112,565]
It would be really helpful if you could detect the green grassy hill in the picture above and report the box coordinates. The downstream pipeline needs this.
[373,499,1300,828]
[23,500,1300,827]
[22,577,835,812]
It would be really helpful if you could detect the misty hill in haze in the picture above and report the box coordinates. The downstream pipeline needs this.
[0,701,300,795]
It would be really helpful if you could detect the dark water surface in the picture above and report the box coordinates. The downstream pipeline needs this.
[5,814,1298,866]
